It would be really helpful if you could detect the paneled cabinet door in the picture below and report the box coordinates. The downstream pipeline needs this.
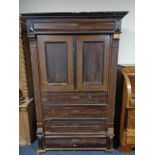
[37,35,74,91]
[76,35,110,91]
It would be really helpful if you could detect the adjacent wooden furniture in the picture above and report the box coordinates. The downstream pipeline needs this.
[19,18,36,145]
[19,99,36,145]
[21,12,128,151]
[116,65,135,152]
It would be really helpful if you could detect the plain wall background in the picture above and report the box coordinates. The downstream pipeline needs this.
[19,0,135,64]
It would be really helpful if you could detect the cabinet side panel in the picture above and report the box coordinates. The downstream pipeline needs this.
[29,37,43,124]
[108,38,119,127]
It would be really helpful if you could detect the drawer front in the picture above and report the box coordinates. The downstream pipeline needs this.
[44,136,107,148]
[43,106,107,119]
[33,19,115,33]
[44,119,107,133]
[42,91,108,106]
[78,20,114,32]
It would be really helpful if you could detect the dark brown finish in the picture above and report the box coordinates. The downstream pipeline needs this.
[115,65,135,152]
[21,12,127,152]
[42,91,108,106]
[45,42,67,83]
[37,35,74,91]
[77,35,110,91]
[44,119,107,134]
[21,12,128,34]
[108,39,119,128]
[30,19,115,34]
[83,41,104,84]
[43,106,107,119]
[44,136,107,149]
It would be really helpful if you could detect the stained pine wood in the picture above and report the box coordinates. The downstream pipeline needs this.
[115,65,135,152]
[19,99,36,145]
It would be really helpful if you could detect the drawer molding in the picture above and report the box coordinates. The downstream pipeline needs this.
[44,135,108,149]
[42,91,108,106]
[44,119,107,134]
[43,103,107,107]
[45,131,107,135]
[43,106,107,119]
[44,117,107,121]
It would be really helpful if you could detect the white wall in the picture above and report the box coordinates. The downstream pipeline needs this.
[19,0,135,64]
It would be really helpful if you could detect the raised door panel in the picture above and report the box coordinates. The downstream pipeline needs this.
[77,35,110,90]
[37,35,74,91]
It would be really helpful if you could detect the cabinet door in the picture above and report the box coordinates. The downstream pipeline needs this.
[37,35,74,91]
[77,35,110,90]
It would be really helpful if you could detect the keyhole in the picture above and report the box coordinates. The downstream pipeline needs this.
[73,144,77,147]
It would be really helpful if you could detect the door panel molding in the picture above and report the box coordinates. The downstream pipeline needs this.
[76,35,110,91]
[37,35,74,91]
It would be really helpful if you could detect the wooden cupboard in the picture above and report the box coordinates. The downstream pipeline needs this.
[21,12,128,152]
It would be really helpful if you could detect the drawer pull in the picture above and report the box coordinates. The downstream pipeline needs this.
[72,110,80,114]
[73,144,78,147]
[71,96,80,99]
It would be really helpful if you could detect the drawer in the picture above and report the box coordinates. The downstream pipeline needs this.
[44,136,107,148]
[33,19,115,33]
[78,20,114,32]
[34,20,77,32]
[43,106,107,119]
[44,119,107,134]
[42,91,108,106]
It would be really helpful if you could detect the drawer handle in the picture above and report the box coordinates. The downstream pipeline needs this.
[71,96,80,99]
[72,110,80,114]
[73,144,78,147]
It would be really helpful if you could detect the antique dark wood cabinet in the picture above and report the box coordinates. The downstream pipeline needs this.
[21,12,128,152]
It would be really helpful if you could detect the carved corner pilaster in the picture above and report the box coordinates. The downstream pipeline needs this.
[37,127,45,151]
[107,128,114,151]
